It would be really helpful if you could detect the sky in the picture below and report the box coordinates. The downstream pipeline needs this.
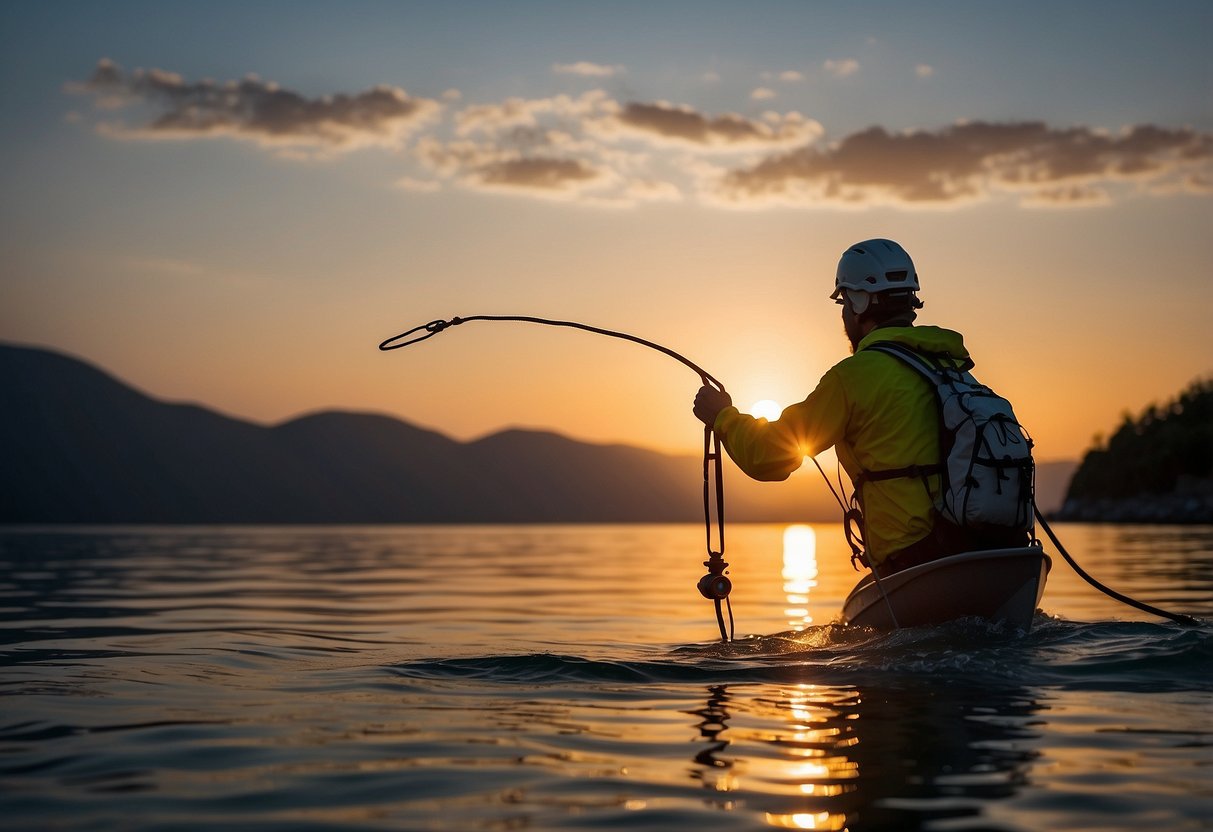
[2,0,1211,464]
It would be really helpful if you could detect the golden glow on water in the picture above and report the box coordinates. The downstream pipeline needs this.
[782,525,818,629]
[4,525,1208,830]
[764,810,847,829]
[751,684,859,830]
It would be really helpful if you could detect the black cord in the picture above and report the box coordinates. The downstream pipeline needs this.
[1034,507,1201,626]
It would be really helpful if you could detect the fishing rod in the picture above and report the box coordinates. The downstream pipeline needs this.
[380,315,736,642]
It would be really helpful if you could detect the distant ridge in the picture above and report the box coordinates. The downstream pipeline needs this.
[0,343,837,524]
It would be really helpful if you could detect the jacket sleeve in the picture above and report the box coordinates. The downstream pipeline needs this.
[712,367,850,482]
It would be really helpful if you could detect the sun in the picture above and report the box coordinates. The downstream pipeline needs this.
[750,399,783,422]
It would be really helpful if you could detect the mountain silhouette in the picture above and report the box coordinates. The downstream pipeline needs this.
[1,343,840,524]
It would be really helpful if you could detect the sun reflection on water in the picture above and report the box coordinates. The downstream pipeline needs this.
[761,684,856,830]
[764,810,847,830]
[782,525,818,630]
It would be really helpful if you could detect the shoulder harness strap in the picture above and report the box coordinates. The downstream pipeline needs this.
[864,340,974,378]
[852,339,957,488]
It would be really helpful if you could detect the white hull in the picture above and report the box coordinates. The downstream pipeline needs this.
[841,547,1051,632]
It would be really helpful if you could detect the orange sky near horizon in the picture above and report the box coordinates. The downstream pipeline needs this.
[11,203,1208,464]
[1,3,1211,465]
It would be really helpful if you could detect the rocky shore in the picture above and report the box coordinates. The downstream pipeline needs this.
[1054,476,1213,524]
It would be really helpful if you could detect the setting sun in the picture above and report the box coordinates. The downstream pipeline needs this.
[750,399,784,422]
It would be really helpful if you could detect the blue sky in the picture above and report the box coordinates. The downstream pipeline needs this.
[1,1,1211,459]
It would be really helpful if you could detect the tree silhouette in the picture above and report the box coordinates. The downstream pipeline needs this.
[1066,378,1213,501]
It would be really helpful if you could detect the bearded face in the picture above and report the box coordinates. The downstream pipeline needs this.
[841,300,865,354]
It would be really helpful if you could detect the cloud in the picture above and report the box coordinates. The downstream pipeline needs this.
[552,61,624,77]
[823,58,860,78]
[69,59,440,155]
[609,101,822,150]
[715,121,1213,207]
[429,93,822,204]
[750,87,777,101]
[477,157,603,190]
[67,60,1212,213]
[915,64,935,78]
[455,91,611,137]
[414,135,614,200]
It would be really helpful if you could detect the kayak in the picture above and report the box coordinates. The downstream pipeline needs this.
[841,546,1052,632]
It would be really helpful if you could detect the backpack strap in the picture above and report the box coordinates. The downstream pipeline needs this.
[864,340,975,379]
[853,463,942,488]
[853,339,955,491]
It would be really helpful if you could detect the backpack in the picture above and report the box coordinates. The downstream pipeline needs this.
[861,341,1035,531]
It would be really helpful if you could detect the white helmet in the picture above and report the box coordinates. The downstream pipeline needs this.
[831,239,920,309]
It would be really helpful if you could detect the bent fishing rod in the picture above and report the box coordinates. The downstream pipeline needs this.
[380,315,736,641]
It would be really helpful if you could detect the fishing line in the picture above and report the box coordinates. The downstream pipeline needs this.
[1034,507,1201,626]
[809,456,900,627]
[381,314,735,642]
[381,316,725,389]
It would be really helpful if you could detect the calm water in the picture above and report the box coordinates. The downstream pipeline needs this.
[1,523,1210,831]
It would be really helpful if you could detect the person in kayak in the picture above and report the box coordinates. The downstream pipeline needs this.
[692,238,1029,576]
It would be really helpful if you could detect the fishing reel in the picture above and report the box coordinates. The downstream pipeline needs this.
[697,553,732,600]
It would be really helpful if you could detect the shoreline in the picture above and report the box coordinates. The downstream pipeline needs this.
[1054,490,1213,525]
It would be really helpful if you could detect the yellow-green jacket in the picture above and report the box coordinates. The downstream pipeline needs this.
[713,325,970,564]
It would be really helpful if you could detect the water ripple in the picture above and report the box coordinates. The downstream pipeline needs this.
[390,617,1213,692]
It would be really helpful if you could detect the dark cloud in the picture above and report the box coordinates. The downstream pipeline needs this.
[718,121,1213,205]
[72,59,440,152]
[476,157,602,190]
[613,101,818,148]
[415,136,610,199]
